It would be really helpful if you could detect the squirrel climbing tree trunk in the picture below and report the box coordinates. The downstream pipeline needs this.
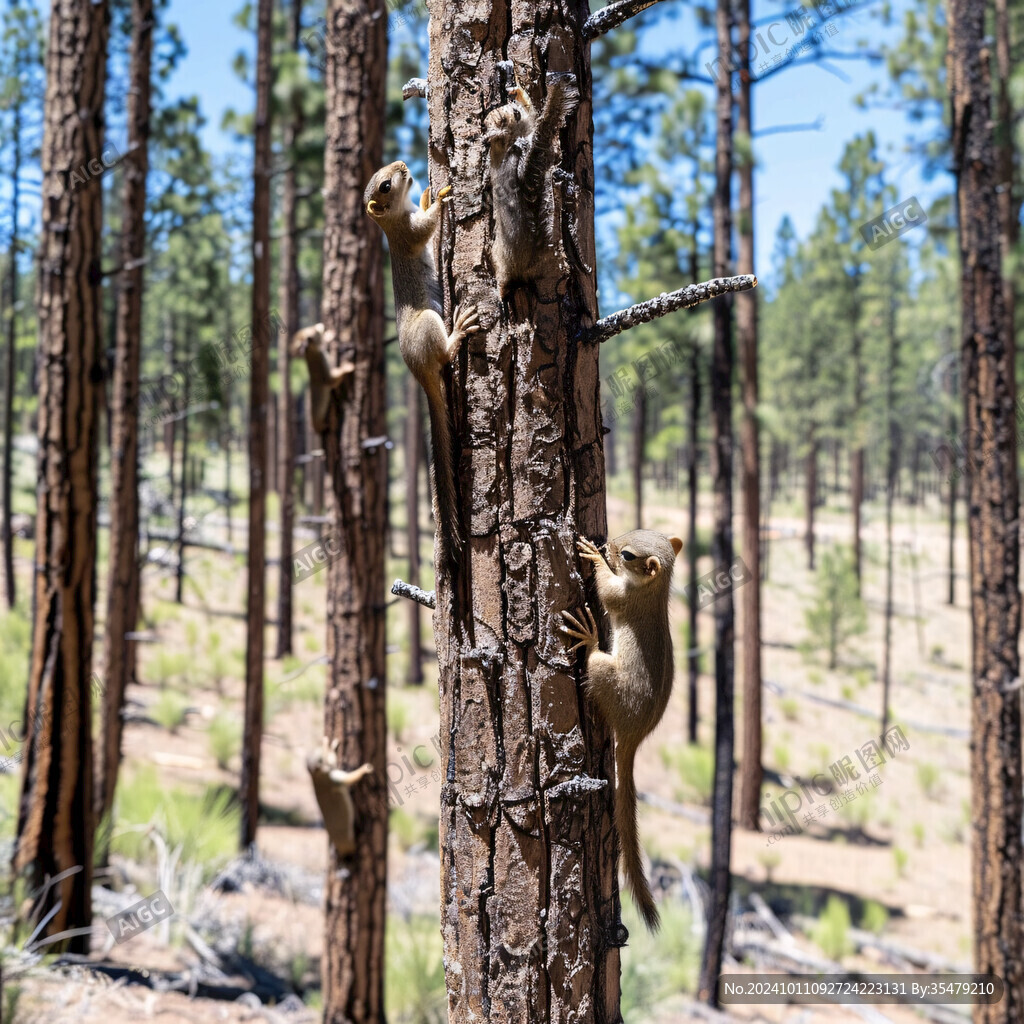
[319,0,389,1020]
[426,3,621,1020]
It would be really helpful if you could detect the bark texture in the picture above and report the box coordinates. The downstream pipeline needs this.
[241,0,274,849]
[98,0,152,826]
[427,2,621,1020]
[735,0,761,834]
[319,1,389,1020]
[698,0,735,1001]
[14,0,109,953]
[276,0,303,660]
[947,1,1024,1018]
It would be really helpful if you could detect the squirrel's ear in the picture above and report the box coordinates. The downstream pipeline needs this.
[670,536,683,556]
[645,555,662,577]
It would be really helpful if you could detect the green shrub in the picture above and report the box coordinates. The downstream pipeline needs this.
[917,762,941,800]
[112,765,239,875]
[780,697,799,722]
[388,697,411,744]
[385,914,446,1024]
[813,895,852,961]
[208,714,240,770]
[667,744,714,806]
[151,690,190,734]
[893,846,909,877]
[804,547,867,669]
[861,899,888,935]
[620,896,699,1017]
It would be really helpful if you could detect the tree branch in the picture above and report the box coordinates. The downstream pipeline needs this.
[391,578,436,608]
[588,274,757,344]
[583,0,673,39]
[402,77,428,101]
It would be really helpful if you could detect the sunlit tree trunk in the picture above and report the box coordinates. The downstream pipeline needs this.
[14,0,109,954]
[319,0,388,1019]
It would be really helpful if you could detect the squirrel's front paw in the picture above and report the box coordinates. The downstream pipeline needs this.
[576,536,604,565]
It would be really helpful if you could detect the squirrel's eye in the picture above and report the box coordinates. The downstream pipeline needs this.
[620,550,637,561]
[513,109,522,121]
[380,181,391,193]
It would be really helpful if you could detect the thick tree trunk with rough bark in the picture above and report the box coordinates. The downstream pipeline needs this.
[426,3,621,1020]
[406,375,423,685]
[698,0,735,1001]
[735,0,761,834]
[947,0,1024,1018]
[241,0,273,850]
[319,1,388,1020]
[14,0,109,954]
[98,0,152,827]
[686,335,700,746]
[276,0,303,660]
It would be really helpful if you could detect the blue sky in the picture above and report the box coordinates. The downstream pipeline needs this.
[10,0,943,290]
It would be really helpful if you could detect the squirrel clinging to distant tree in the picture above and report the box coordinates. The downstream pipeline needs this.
[484,71,579,297]
[561,530,684,932]
[364,161,480,559]
[291,323,355,433]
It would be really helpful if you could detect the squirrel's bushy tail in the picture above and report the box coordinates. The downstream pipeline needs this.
[424,381,463,566]
[615,743,660,932]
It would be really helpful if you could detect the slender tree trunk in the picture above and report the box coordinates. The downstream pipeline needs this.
[406,375,423,685]
[687,336,700,746]
[2,91,20,610]
[880,299,898,738]
[318,1,388,1019]
[804,435,816,571]
[240,0,274,850]
[175,349,190,605]
[633,380,646,529]
[428,3,620,1019]
[98,0,152,826]
[698,0,735,1001]
[947,0,1024,1015]
[276,0,303,659]
[736,0,761,833]
[14,0,108,954]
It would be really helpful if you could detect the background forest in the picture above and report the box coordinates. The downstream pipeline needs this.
[0,0,1019,1021]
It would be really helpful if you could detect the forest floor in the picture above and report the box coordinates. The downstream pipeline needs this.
[0,460,980,1023]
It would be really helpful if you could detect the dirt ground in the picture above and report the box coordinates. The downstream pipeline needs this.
[1,481,984,1022]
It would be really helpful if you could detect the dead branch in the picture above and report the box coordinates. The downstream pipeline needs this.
[402,77,428,100]
[588,274,757,344]
[391,578,436,609]
[583,0,674,39]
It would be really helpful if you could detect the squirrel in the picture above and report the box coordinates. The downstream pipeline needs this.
[364,161,480,556]
[291,323,355,433]
[306,737,373,858]
[484,72,579,297]
[561,530,684,932]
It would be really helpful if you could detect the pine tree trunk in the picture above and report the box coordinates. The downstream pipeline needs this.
[880,298,898,738]
[276,0,303,660]
[14,0,108,954]
[687,337,700,746]
[319,1,388,1019]
[98,0,152,826]
[427,3,620,1019]
[698,0,735,1001]
[735,0,761,834]
[175,351,190,605]
[406,375,423,685]
[805,436,816,571]
[948,0,1024,1014]
[240,0,274,850]
[2,88,20,610]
